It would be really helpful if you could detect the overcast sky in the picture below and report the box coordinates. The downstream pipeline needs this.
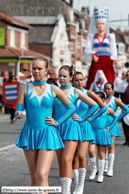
[73,0,129,31]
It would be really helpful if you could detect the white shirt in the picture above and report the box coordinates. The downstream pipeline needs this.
[84,33,117,61]
[113,77,124,89]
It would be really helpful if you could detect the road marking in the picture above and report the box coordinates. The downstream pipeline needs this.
[0,144,15,151]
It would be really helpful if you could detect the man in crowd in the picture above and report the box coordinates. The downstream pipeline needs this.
[114,71,126,89]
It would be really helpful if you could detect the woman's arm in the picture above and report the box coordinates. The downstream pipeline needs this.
[115,98,129,120]
[76,89,107,123]
[110,34,117,61]
[88,90,105,108]
[86,90,107,122]
[75,89,99,122]
[84,34,96,55]
[46,86,76,127]
[106,107,118,131]
[15,85,27,119]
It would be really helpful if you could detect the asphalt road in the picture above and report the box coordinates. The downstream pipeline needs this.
[0,113,129,194]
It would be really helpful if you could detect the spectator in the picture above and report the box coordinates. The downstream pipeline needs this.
[114,71,126,89]
[3,71,9,83]
[7,76,17,124]
[115,70,129,146]
[1,71,10,113]
[47,69,58,86]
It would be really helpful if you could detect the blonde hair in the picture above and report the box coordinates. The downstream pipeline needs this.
[32,57,48,68]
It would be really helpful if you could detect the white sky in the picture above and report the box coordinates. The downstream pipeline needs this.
[73,0,129,31]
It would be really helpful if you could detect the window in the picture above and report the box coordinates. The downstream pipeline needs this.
[76,21,79,33]
[68,8,74,22]
[119,45,124,53]
[20,63,23,72]
[60,59,64,66]
[0,28,5,46]
[10,30,15,47]
[81,19,85,29]
[116,44,125,54]
[21,32,25,49]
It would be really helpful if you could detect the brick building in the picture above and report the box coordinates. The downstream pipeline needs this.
[0,12,51,80]
[110,28,128,73]
[1,0,90,76]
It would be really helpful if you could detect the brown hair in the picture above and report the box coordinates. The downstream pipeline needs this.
[59,65,76,77]
[32,57,48,69]
[50,69,57,78]
[50,69,56,74]
[73,71,83,79]
[104,82,114,90]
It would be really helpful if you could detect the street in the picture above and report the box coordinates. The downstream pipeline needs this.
[0,113,129,194]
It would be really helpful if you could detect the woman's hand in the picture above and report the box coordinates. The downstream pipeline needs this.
[72,114,80,122]
[16,112,23,119]
[112,60,120,71]
[93,55,99,62]
[87,118,90,122]
[106,127,110,133]
[46,117,56,127]
[113,60,120,67]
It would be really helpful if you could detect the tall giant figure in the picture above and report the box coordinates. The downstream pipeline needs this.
[84,7,118,89]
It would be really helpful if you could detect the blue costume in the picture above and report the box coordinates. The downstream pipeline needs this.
[15,83,73,150]
[104,96,121,137]
[76,88,94,142]
[54,87,82,141]
[90,110,114,145]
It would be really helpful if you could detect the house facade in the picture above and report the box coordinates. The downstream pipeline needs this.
[110,28,128,75]
[2,0,90,76]
[0,12,51,80]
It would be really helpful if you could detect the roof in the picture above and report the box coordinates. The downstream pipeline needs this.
[29,15,63,43]
[110,28,126,44]
[0,47,50,59]
[0,0,66,17]
[0,12,33,29]
[124,36,129,45]
[14,16,57,25]
[29,26,54,43]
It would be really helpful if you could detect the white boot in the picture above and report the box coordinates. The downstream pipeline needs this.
[107,154,115,177]
[89,157,97,180]
[97,159,105,183]
[72,170,75,179]
[76,168,86,194]
[72,169,78,194]
[104,154,108,173]
[61,177,72,194]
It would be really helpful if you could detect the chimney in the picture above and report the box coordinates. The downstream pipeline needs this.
[68,7,74,22]
[81,7,90,18]
[70,0,73,7]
